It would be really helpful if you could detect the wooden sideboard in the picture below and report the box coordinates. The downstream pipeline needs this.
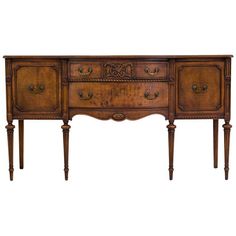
[4,55,232,181]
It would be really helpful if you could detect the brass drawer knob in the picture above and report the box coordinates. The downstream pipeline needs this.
[192,83,208,94]
[28,84,45,94]
[78,66,93,76]
[78,90,93,100]
[144,91,159,100]
[144,67,160,76]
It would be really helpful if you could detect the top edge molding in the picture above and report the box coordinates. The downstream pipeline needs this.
[3,55,233,59]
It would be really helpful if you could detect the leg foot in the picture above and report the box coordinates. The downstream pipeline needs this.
[223,121,232,180]
[167,121,176,180]
[62,122,71,180]
[213,119,218,168]
[19,120,24,169]
[6,123,15,181]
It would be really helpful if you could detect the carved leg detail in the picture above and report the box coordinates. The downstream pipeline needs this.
[19,120,24,169]
[6,123,15,181]
[62,122,71,180]
[223,121,232,180]
[167,121,176,180]
[213,119,218,168]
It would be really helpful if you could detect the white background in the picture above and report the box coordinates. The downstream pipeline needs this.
[0,0,235,235]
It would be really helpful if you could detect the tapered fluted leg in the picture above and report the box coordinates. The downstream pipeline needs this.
[19,120,24,169]
[213,119,218,168]
[223,121,232,180]
[6,123,15,181]
[167,121,176,180]
[62,122,71,180]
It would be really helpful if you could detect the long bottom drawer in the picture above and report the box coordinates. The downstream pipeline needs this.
[69,82,168,108]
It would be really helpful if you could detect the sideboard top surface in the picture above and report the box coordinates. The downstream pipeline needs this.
[3,55,233,59]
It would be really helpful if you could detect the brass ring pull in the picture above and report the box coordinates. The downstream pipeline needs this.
[28,84,45,94]
[78,90,93,100]
[144,67,160,76]
[192,83,208,94]
[144,91,159,100]
[78,67,93,76]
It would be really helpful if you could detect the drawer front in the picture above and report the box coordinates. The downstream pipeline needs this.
[69,82,168,108]
[135,62,168,79]
[69,62,101,80]
[69,61,168,81]
[12,61,61,115]
[176,62,224,115]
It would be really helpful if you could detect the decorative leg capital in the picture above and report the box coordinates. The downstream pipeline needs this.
[167,123,176,131]
[61,123,71,131]
[6,123,15,131]
[222,122,232,130]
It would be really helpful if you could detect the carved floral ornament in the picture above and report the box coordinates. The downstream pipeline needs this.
[112,113,126,121]
[103,63,134,79]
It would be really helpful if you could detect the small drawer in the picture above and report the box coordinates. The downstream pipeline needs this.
[135,62,168,79]
[69,62,101,80]
[69,82,168,108]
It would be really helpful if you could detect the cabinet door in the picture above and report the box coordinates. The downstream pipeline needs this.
[176,61,224,117]
[12,61,62,117]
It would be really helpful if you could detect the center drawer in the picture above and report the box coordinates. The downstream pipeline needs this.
[69,82,168,108]
[69,61,168,80]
